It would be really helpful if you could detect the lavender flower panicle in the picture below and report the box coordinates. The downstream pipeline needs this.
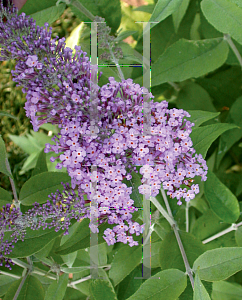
[0,2,208,269]
[0,1,92,132]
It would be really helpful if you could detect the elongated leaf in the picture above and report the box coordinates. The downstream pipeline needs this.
[30,4,65,27]
[45,273,69,300]
[0,186,12,207]
[5,227,62,258]
[0,135,13,178]
[212,280,242,300]
[127,269,187,300]
[176,82,216,112]
[0,275,17,297]
[109,244,142,287]
[4,275,45,300]
[194,270,211,299]
[0,111,18,120]
[235,226,242,247]
[172,0,190,32]
[70,0,121,33]
[19,0,59,15]
[187,111,220,128]
[151,38,229,86]
[148,0,183,31]
[159,231,205,272]
[19,172,71,205]
[90,279,118,300]
[32,148,48,177]
[190,123,237,158]
[204,170,240,223]
[193,247,242,281]
[117,266,142,300]
[201,0,242,45]
[56,219,108,255]
[217,96,242,167]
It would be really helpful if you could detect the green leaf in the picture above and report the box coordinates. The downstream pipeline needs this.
[0,186,12,207]
[127,269,187,300]
[45,273,69,300]
[89,279,118,300]
[0,111,18,120]
[32,148,48,177]
[190,123,237,158]
[5,227,62,258]
[55,219,108,255]
[193,247,242,281]
[29,4,65,27]
[212,280,242,300]
[109,244,142,287]
[133,4,155,14]
[19,171,71,205]
[148,0,183,31]
[196,66,242,109]
[0,275,18,297]
[235,226,242,247]
[0,135,13,179]
[176,82,217,112]
[194,270,211,299]
[151,38,229,86]
[20,150,42,175]
[216,96,242,167]
[114,30,138,43]
[19,0,59,15]
[172,0,190,32]
[4,275,45,300]
[65,22,86,51]
[70,0,121,33]
[187,110,220,128]
[159,231,205,272]
[117,266,142,300]
[204,170,240,223]
[201,0,242,45]
[191,209,236,250]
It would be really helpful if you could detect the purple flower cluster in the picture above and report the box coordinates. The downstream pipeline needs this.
[0,2,92,131]
[0,1,208,267]
[0,204,24,269]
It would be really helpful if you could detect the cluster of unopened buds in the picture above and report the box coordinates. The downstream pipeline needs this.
[0,1,208,268]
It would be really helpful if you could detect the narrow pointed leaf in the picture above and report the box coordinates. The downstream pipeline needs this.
[201,0,242,45]
[127,269,187,300]
[0,136,13,179]
[194,270,211,299]
[4,275,45,300]
[45,273,69,300]
[190,123,237,158]
[19,172,71,205]
[193,247,242,281]
[151,38,229,86]
[90,279,118,300]
[204,170,240,223]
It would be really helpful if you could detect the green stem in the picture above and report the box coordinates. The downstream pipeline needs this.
[150,197,176,227]
[186,202,189,233]
[5,157,19,209]
[224,34,242,68]
[0,270,21,279]
[108,44,125,80]
[160,189,194,290]
[13,270,30,300]
[202,221,242,244]
[71,0,95,21]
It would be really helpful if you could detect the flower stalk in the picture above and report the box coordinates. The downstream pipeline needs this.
[157,189,194,289]
[202,221,242,244]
